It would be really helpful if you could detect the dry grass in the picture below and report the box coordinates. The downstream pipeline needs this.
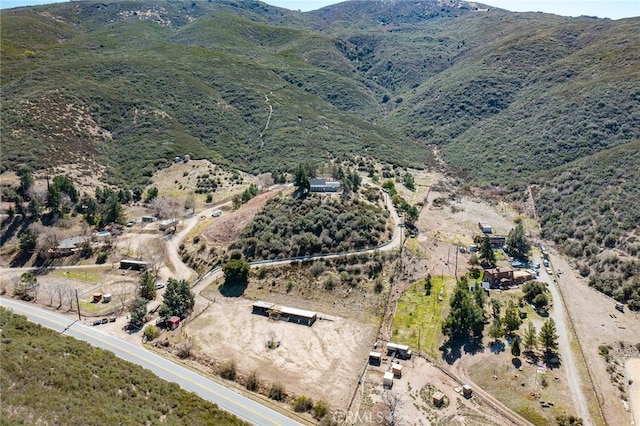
[146,160,258,210]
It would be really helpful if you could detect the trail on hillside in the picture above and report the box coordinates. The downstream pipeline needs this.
[260,93,273,149]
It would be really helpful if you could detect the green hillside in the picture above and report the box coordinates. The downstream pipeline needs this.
[0,1,426,187]
[0,307,246,425]
[1,0,639,304]
[533,141,640,309]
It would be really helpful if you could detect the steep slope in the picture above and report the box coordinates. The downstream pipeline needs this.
[533,140,640,308]
[0,1,426,187]
[1,0,639,305]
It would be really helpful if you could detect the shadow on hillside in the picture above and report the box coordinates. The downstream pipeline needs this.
[1,216,24,246]
[218,280,248,298]
[441,336,484,365]
[10,249,33,268]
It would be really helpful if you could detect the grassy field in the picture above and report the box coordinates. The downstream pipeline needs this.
[468,356,572,426]
[390,276,451,359]
[50,267,109,283]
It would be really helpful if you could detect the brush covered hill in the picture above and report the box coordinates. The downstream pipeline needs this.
[0,0,426,187]
[1,0,639,304]
[532,140,640,309]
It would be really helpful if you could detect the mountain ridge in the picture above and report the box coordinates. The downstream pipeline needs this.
[1,0,639,304]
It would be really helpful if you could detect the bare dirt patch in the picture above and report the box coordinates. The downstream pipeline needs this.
[199,187,291,252]
[357,354,511,425]
[549,252,640,425]
[183,295,377,411]
[627,358,640,426]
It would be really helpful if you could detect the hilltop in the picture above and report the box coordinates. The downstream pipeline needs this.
[1,0,639,304]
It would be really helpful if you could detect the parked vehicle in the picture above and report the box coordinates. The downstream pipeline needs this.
[156,282,165,289]
[212,209,222,217]
[616,302,624,313]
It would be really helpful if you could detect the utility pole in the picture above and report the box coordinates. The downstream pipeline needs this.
[75,289,81,321]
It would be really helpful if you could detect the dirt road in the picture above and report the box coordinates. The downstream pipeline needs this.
[536,255,592,425]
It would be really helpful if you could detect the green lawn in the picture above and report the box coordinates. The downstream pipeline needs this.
[50,267,108,283]
[390,276,451,359]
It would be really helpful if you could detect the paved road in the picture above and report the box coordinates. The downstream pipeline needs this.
[536,255,592,425]
[0,298,302,426]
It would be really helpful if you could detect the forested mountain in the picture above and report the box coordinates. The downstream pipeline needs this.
[1,0,638,304]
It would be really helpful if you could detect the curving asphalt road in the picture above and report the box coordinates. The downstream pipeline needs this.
[0,298,301,426]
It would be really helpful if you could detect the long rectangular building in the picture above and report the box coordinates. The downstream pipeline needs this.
[252,301,317,326]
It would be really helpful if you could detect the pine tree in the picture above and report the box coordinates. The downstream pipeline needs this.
[442,278,484,339]
[539,318,558,354]
[502,301,522,336]
[479,236,495,266]
[138,270,157,301]
[488,319,504,343]
[506,222,531,260]
[491,298,501,320]
[511,336,521,357]
[160,278,195,319]
[523,321,537,352]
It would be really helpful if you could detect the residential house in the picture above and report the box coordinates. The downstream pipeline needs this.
[483,267,514,288]
[309,178,341,193]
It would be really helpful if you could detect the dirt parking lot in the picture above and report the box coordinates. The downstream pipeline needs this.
[184,295,377,411]
[627,358,640,426]
[550,252,640,426]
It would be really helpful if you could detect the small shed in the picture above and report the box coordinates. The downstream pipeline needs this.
[120,259,151,270]
[387,342,412,360]
[391,363,403,377]
[433,392,445,406]
[92,293,102,303]
[159,218,179,231]
[167,316,181,330]
[462,384,473,397]
[478,222,492,233]
[102,293,112,303]
[383,371,394,387]
[369,352,382,365]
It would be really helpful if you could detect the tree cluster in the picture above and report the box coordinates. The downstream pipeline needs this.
[232,183,259,209]
[230,195,389,261]
[506,222,531,260]
[159,279,195,320]
[442,278,485,340]
[522,281,549,310]
[293,162,316,193]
